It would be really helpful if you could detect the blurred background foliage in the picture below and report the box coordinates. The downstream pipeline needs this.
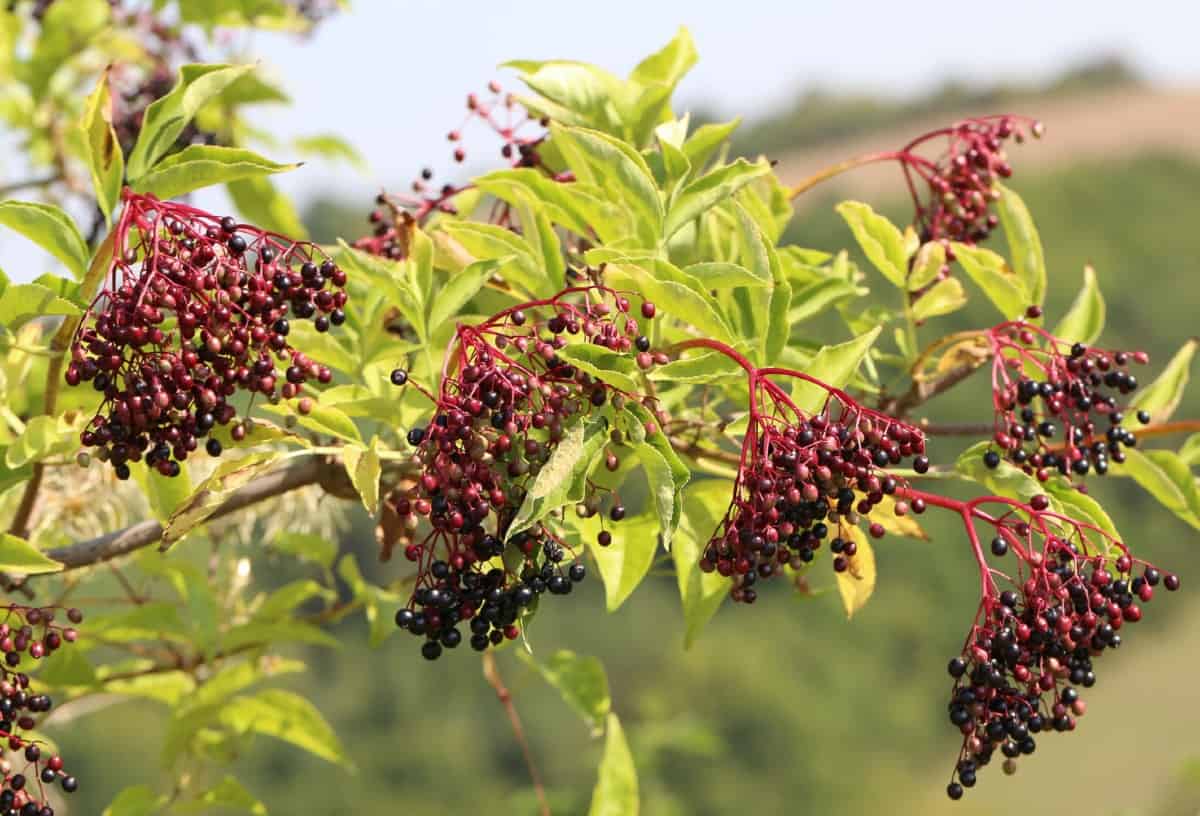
[54,61,1200,816]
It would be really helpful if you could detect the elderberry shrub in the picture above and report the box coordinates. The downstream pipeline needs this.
[898,115,1043,246]
[0,605,84,813]
[388,286,665,658]
[699,372,927,603]
[984,315,1150,479]
[67,192,347,477]
[943,503,1178,798]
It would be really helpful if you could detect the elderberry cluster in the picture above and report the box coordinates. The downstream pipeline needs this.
[944,511,1178,800]
[700,386,927,602]
[389,287,660,658]
[67,193,346,477]
[902,116,1043,245]
[357,81,552,254]
[0,606,85,813]
[986,320,1150,479]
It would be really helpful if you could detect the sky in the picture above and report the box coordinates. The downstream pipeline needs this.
[247,0,1200,203]
[4,0,1200,279]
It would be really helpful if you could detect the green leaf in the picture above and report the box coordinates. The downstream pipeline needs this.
[335,240,425,339]
[835,525,876,619]
[254,579,334,621]
[126,63,256,181]
[610,262,735,344]
[665,158,770,239]
[271,531,337,568]
[579,512,658,612]
[36,643,96,687]
[952,242,1028,319]
[508,417,607,541]
[908,241,946,291]
[996,183,1046,307]
[648,352,742,384]
[505,60,626,136]
[553,123,664,248]
[439,221,544,299]
[588,713,638,816]
[103,785,164,816]
[520,649,611,734]
[683,261,770,289]
[637,442,680,549]
[176,776,266,815]
[0,201,89,280]
[1180,433,1200,467]
[259,400,361,444]
[227,174,309,239]
[130,145,298,200]
[427,260,498,332]
[787,278,864,325]
[342,439,381,516]
[911,277,967,321]
[0,282,80,328]
[161,452,281,548]
[673,480,731,647]
[1128,339,1196,425]
[130,459,193,523]
[1115,449,1200,530]
[292,133,366,169]
[836,201,907,287]
[79,68,124,223]
[955,440,1045,505]
[682,118,740,170]
[220,688,353,769]
[1053,265,1105,345]
[555,344,640,393]
[1043,478,1121,542]
[791,327,881,414]
[5,414,78,468]
[630,25,697,89]
[0,533,63,575]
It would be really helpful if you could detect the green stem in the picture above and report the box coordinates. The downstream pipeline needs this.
[786,151,902,201]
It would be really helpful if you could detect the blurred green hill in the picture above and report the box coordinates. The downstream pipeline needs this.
[53,69,1200,815]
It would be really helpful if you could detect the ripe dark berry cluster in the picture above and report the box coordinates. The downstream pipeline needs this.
[0,606,84,813]
[984,319,1150,479]
[67,192,346,478]
[943,501,1177,799]
[898,115,1043,246]
[356,81,558,257]
[698,370,927,602]
[388,286,659,658]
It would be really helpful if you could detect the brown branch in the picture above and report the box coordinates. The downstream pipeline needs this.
[482,652,551,816]
[882,358,987,419]
[30,456,348,576]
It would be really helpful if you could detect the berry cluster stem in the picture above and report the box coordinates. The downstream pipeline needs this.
[482,652,551,816]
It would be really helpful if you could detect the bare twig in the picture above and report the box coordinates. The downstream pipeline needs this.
[482,652,551,816]
[0,174,62,198]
